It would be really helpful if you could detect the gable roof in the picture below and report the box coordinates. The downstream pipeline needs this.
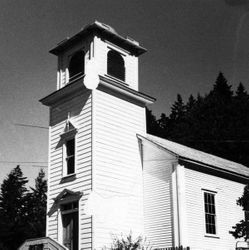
[138,134,249,178]
[53,189,82,203]
[48,189,83,216]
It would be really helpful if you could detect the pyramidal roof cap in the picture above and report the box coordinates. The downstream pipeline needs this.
[50,21,147,56]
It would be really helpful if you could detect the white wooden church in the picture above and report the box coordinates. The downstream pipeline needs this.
[20,22,249,250]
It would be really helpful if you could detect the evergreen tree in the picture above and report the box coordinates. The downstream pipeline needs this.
[230,184,249,240]
[0,165,29,250]
[157,113,169,138]
[146,107,160,135]
[209,71,233,101]
[169,94,186,121]
[158,113,168,130]
[236,82,248,100]
[232,82,249,165]
[186,94,196,112]
[145,72,249,166]
[26,169,47,238]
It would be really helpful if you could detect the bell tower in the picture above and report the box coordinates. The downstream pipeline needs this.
[40,21,155,250]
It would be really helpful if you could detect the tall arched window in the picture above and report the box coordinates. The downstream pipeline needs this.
[69,51,85,80]
[107,50,125,81]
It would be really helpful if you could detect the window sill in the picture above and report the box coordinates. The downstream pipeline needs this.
[105,74,128,86]
[60,173,76,184]
[204,234,220,239]
[66,74,85,86]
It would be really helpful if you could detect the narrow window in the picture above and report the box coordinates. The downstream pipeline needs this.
[204,192,216,234]
[69,51,85,81]
[107,50,125,81]
[65,138,75,175]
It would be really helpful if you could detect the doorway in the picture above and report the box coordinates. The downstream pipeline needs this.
[61,202,79,250]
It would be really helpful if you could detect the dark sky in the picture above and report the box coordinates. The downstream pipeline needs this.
[1,0,249,183]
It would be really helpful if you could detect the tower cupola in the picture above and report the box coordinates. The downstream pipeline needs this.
[50,21,147,91]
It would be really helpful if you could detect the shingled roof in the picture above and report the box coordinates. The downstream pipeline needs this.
[138,134,249,178]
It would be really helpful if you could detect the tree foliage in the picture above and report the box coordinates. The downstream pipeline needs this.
[0,166,47,250]
[0,165,28,250]
[147,72,249,166]
[230,184,249,240]
[108,233,151,250]
[26,169,47,238]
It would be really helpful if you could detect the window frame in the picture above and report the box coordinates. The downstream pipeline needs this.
[61,129,77,178]
[107,49,126,82]
[68,50,85,82]
[202,189,218,237]
[64,138,75,176]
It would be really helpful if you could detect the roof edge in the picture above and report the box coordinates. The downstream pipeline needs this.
[138,134,249,180]
[99,75,156,105]
[49,21,147,56]
[137,134,179,158]
[179,157,249,182]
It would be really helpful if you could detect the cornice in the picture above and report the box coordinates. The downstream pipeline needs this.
[40,75,156,107]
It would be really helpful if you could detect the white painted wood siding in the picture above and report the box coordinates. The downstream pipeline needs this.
[47,89,93,250]
[184,167,245,250]
[142,141,175,248]
[92,89,146,249]
[94,36,107,77]
[124,54,138,90]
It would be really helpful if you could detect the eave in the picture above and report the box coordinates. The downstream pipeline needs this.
[98,75,155,105]
[137,134,249,183]
[49,21,147,56]
[39,75,87,106]
[40,75,156,107]
[178,157,249,184]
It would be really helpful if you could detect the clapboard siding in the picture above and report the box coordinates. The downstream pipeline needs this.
[142,141,174,248]
[47,89,93,250]
[92,89,145,249]
[47,213,58,240]
[184,168,245,250]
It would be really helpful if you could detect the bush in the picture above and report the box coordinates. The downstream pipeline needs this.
[106,233,151,250]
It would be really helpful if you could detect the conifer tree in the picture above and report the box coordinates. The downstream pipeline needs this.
[235,82,249,102]
[145,72,249,166]
[169,94,186,121]
[210,71,233,100]
[186,94,196,112]
[230,184,249,240]
[158,113,168,130]
[27,169,47,238]
[0,165,29,250]
[146,107,160,135]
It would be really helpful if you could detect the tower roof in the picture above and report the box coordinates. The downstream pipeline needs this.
[49,21,147,56]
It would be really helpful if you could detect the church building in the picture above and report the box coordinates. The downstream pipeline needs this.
[19,21,249,250]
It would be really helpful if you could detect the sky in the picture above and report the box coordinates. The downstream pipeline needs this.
[1,0,249,186]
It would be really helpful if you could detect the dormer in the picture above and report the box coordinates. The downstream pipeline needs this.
[50,21,147,91]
